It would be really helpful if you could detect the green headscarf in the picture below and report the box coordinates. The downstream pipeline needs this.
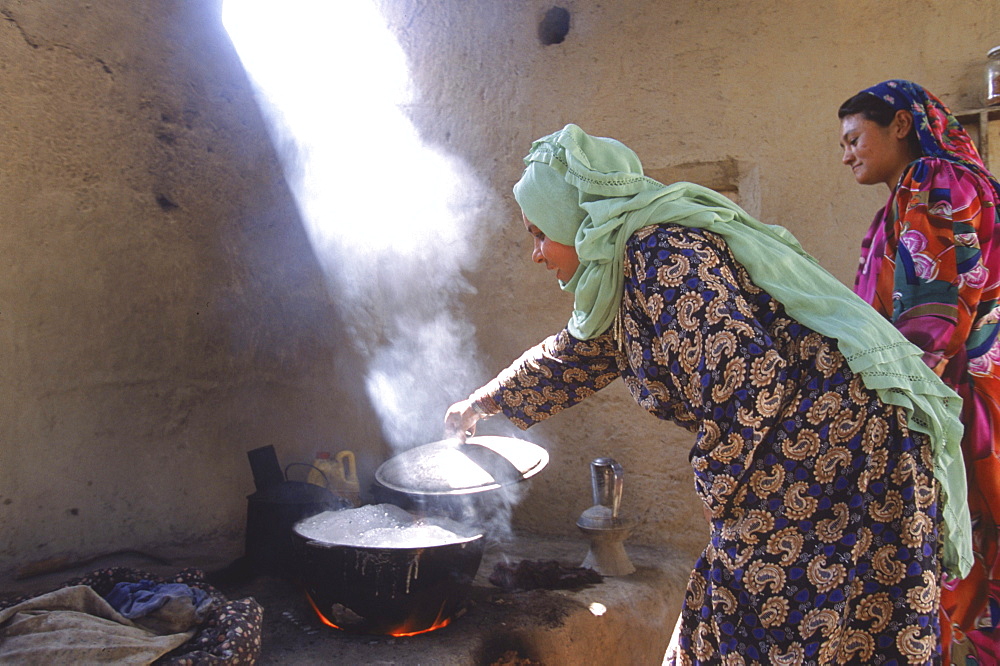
[511,124,971,578]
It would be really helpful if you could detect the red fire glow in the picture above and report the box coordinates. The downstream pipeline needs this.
[305,591,453,637]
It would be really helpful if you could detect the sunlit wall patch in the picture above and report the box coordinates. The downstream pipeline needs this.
[221,1,489,454]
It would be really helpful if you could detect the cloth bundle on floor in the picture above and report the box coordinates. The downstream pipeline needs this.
[105,579,215,635]
[0,567,262,665]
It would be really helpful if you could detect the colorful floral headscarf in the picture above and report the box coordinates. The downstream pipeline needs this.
[861,79,1000,200]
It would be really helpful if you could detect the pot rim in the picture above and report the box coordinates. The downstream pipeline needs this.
[292,506,485,550]
[294,530,484,551]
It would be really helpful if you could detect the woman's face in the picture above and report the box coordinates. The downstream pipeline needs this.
[839,111,918,189]
[523,212,579,282]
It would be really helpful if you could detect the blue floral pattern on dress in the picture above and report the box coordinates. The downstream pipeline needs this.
[488,225,941,664]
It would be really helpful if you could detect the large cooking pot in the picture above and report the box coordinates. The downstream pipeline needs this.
[292,506,485,635]
[291,436,547,635]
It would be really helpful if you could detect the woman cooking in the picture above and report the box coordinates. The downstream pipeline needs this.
[445,124,970,664]
[839,79,1000,664]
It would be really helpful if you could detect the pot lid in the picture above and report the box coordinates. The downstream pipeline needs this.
[375,435,549,496]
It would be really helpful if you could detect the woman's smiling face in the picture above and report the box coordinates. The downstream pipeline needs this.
[523,212,580,282]
[839,111,918,189]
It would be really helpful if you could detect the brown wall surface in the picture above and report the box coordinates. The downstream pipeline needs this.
[0,0,381,574]
[1,0,997,577]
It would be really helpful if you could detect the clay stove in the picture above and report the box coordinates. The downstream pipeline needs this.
[223,532,690,665]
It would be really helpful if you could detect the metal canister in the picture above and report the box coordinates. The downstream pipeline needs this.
[589,457,624,519]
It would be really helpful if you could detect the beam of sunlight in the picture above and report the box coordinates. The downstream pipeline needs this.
[222,0,475,259]
[223,0,488,450]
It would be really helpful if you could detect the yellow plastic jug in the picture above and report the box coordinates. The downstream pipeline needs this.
[307,450,361,507]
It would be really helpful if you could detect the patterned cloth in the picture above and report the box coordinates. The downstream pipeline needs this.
[488,226,942,664]
[0,567,263,665]
[859,81,1000,202]
[854,80,1000,664]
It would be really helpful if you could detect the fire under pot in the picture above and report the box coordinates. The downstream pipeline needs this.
[293,505,484,636]
[293,435,548,636]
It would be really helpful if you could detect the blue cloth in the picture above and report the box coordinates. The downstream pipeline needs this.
[860,79,1000,201]
[105,580,211,620]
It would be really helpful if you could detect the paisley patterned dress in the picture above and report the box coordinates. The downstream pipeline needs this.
[485,225,942,665]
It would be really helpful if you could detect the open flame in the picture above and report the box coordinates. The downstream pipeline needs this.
[305,590,454,637]
[387,603,454,637]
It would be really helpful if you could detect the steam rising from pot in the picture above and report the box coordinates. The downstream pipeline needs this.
[222,1,490,451]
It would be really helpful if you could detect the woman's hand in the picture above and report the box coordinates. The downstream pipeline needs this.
[444,399,481,443]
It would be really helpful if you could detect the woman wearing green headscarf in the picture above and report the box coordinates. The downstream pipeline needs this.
[444,124,968,664]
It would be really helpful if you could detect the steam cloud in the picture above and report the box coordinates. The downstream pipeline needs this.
[223,1,490,452]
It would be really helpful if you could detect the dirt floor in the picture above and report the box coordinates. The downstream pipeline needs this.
[0,533,691,665]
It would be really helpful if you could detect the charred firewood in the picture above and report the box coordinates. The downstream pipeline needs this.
[488,559,603,591]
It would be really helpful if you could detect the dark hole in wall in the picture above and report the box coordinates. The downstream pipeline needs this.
[538,7,570,45]
[156,193,179,211]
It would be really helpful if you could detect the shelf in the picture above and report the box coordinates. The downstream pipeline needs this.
[954,106,1000,174]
